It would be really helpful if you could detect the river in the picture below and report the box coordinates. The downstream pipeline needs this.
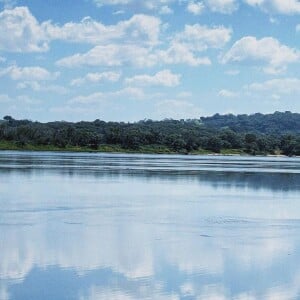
[1,151,300,300]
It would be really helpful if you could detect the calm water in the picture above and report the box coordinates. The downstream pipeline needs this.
[1,151,300,300]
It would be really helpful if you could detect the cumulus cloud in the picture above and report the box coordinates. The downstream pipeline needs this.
[47,14,162,46]
[152,24,231,66]
[0,65,59,81]
[93,0,176,11]
[174,24,232,51]
[0,6,162,53]
[216,77,300,103]
[56,42,211,69]
[93,0,131,5]
[125,69,181,87]
[56,44,158,68]
[17,81,68,94]
[245,78,300,94]
[56,23,232,69]
[55,21,230,69]
[1,6,231,70]
[93,0,238,14]
[218,89,238,97]
[70,71,121,86]
[244,0,300,14]
[186,1,205,15]
[69,87,145,104]
[205,0,238,14]
[155,43,212,66]
[0,6,49,52]
[221,36,300,74]
[159,5,174,14]
[155,99,202,119]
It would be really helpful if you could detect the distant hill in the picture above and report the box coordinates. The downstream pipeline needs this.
[201,111,300,135]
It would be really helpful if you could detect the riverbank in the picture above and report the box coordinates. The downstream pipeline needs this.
[0,140,266,156]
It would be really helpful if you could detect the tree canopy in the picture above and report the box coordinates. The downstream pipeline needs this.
[0,112,300,156]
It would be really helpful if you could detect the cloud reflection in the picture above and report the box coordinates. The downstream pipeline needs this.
[1,152,300,299]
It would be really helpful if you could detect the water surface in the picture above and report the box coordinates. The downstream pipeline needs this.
[1,151,300,300]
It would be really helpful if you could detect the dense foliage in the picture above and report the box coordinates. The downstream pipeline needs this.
[0,112,300,156]
[201,111,300,135]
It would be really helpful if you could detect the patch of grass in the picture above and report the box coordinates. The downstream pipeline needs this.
[139,145,175,154]
[0,141,93,152]
[190,149,213,155]
[0,141,175,154]
[0,141,22,150]
[0,142,265,156]
[220,149,246,155]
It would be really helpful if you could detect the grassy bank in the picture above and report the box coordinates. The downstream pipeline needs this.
[0,140,253,156]
[0,141,177,154]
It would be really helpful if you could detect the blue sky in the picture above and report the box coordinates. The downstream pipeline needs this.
[0,0,300,122]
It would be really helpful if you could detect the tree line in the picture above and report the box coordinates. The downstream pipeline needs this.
[0,112,300,156]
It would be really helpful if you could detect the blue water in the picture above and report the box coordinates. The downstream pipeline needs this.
[1,151,300,300]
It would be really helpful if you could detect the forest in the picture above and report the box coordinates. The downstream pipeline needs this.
[0,111,299,156]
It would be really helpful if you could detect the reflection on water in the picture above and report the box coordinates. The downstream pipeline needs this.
[1,151,300,300]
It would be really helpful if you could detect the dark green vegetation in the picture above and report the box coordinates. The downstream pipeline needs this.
[1,112,300,156]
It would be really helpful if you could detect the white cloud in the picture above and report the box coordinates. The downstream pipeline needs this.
[245,78,300,94]
[69,87,145,104]
[125,69,181,87]
[111,87,146,100]
[57,23,231,68]
[205,0,238,14]
[92,0,176,11]
[218,89,238,97]
[159,5,174,14]
[0,56,6,63]
[0,65,59,81]
[187,1,205,15]
[216,77,300,103]
[82,287,135,300]
[93,0,131,5]
[70,71,121,86]
[297,24,300,31]
[113,10,125,15]
[153,23,231,66]
[156,43,212,66]
[175,24,232,51]
[17,81,68,94]
[69,92,106,104]
[47,14,162,46]
[0,6,162,53]
[94,0,238,14]
[155,99,202,119]
[221,36,300,74]
[57,43,211,68]
[0,6,48,52]
[56,44,157,68]
[244,0,300,14]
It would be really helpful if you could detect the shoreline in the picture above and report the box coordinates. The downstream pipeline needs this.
[0,143,296,158]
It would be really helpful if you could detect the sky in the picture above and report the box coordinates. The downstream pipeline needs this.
[0,0,300,122]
